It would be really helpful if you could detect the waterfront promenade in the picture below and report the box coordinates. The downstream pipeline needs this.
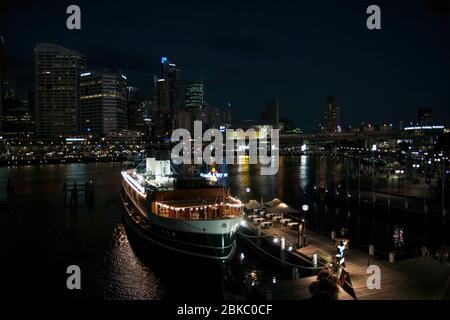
[247,218,450,300]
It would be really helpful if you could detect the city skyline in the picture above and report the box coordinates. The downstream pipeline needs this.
[2,40,448,135]
[1,0,450,131]
[0,0,449,304]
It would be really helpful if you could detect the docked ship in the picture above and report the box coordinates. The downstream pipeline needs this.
[120,155,244,261]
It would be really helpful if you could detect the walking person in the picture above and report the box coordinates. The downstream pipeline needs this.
[336,240,347,267]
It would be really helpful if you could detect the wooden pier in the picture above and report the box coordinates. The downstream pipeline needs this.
[62,180,95,207]
[244,216,450,300]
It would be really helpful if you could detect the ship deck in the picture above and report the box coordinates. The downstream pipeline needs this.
[154,199,242,220]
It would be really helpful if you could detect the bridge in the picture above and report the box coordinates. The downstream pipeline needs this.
[279,129,441,148]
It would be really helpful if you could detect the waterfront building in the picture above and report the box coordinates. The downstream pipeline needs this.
[79,71,127,136]
[1,105,34,137]
[184,81,204,117]
[323,96,341,133]
[34,43,86,136]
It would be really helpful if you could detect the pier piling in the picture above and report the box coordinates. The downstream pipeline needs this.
[62,180,95,207]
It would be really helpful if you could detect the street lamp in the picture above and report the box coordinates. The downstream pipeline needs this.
[245,187,251,202]
[298,204,308,247]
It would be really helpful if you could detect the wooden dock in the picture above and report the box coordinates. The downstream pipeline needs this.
[246,219,450,299]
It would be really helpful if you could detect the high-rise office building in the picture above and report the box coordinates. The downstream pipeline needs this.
[2,97,34,138]
[198,103,221,129]
[261,100,279,126]
[153,57,182,138]
[323,96,341,133]
[155,78,168,109]
[79,71,127,136]
[185,81,204,116]
[176,110,192,132]
[222,102,232,126]
[127,86,145,131]
[156,57,181,110]
[34,43,86,136]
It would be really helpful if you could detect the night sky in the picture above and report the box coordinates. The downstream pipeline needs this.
[1,0,450,131]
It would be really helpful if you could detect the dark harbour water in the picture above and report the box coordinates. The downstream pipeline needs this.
[0,156,447,299]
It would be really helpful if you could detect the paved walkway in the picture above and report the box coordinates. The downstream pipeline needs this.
[248,219,450,299]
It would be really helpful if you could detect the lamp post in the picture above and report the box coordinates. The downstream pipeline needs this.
[245,187,251,203]
[372,156,375,204]
[299,204,309,247]
[404,154,408,214]
[442,155,447,223]
[346,152,349,200]
[358,153,361,205]
[334,153,338,200]
[423,158,428,214]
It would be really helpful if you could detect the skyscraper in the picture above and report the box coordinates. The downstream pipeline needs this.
[127,86,145,131]
[34,43,86,136]
[79,71,127,136]
[153,57,182,138]
[185,81,204,114]
[198,102,221,129]
[156,57,181,110]
[323,96,341,133]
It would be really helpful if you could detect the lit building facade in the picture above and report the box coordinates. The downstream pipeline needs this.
[153,57,182,138]
[185,82,204,116]
[34,43,86,136]
[323,96,341,133]
[155,57,182,110]
[79,71,127,136]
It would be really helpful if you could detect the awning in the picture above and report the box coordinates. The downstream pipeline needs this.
[264,197,283,208]
[244,199,265,209]
[267,202,299,214]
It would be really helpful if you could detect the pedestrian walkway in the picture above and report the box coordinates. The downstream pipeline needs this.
[248,219,450,299]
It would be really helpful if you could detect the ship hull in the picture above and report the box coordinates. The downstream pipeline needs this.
[121,188,240,261]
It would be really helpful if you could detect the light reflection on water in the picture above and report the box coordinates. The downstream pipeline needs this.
[0,162,163,299]
[0,157,445,298]
[94,224,163,300]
